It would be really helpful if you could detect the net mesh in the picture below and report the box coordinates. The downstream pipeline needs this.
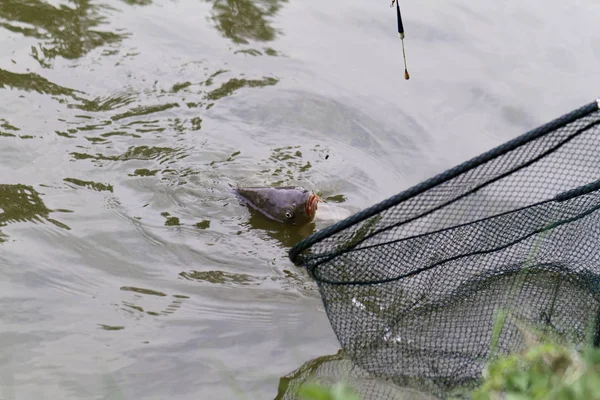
[275,350,440,400]
[289,99,600,397]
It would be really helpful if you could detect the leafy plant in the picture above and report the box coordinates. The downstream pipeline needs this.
[472,339,600,400]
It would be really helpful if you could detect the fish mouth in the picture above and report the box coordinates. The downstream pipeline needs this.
[305,193,321,218]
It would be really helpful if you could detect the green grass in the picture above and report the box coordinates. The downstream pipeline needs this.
[298,382,360,400]
[472,340,600,400]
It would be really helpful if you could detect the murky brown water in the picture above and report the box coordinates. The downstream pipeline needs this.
[1,0,599,398]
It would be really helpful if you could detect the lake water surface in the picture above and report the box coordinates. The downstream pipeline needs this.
[1,0,600,398]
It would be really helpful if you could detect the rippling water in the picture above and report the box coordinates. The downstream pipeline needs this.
[1,0,600,398]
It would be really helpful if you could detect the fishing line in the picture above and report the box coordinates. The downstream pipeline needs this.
[391,0,410,80]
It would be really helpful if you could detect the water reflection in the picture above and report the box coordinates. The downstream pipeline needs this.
[0,184,69,242]
[207,0,288,44]
[0,68,81,97]
[119,0,152,5]
[243,205,316,248]
[206,76,279,101]
[70,144,187,164]
[179,270,263,285]
[113,286,191,321]
[0,118,20,138]
[0,0,128,67]
[275,350,440,400]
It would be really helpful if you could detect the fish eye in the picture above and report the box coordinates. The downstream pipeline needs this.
[285,211,293,219]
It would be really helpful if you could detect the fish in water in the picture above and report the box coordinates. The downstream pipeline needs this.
[233,186,320,225]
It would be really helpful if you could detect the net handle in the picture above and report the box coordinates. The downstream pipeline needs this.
[289,97,600,264]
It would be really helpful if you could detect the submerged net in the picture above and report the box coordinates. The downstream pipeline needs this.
[289,98,600,397]
[275,350,439,400]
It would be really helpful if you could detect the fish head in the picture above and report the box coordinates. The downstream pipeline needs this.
[288,190,320,225]
[235,186,320,225]
[271,188,320,225]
